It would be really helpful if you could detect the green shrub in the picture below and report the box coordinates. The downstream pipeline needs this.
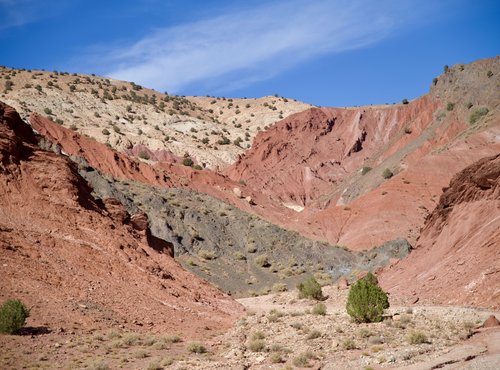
[102,128,110,135]
[346,273,389,323]
[401,99,409,105]
[312,303,326,316]
[0,299,30,334]
[138,151,150,160]
[487,70,493,78]
[469,107,489,124]
[446,102,455,111]
[382,168,393,179]
[297,276,323,300]
[182,158,194,167]
[43,107,52,115]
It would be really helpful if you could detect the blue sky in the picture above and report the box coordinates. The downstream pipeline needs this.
[0,0,499,107]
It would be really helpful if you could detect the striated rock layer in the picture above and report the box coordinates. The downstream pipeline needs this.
[0,102,243,336]
[379,154,500,309]
[226,57,500,249]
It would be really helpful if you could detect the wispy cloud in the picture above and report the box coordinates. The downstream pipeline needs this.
[99,0,427,94]
[0,0,70,32]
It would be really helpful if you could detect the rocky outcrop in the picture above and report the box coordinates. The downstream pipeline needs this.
[225,58,500,250]
[379,154,500,309]
[0,102,243,334]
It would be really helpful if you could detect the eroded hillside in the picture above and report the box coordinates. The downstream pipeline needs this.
[0,102,243,337]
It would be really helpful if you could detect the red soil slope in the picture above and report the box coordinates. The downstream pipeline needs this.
[29,113,289,218]
[379,154,500,309]
[226,58,500,249]
[0,102,243,336]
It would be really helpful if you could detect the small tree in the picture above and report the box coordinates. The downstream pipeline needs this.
[0,299,30,334]
[346,273,389,323]
[297,276,323,300]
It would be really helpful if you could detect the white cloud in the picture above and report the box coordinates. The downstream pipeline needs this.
[102,0,425,94]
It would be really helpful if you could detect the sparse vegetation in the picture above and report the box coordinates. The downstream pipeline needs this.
[187,342,207,353]
[469,107,489,124]
[446,102,455,111]
[198,249,216,260]
[248,339,265,352]
[346,272,389,323]
[0,299,30,334]
[255,254,270,267]
[361,166,372,175]
[312,303,327,316]
[182,157,194,167]
[297,276,323,300]
[408,331,428,344]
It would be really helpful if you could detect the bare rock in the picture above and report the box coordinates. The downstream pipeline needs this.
[482,315,500,328]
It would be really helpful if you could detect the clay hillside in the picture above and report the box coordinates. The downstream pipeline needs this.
[0,57,499,369]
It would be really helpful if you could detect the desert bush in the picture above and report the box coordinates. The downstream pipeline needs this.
[297,276,323,300]
[270,352,283,363]
[446,102,455,111]
[0,299,30,334]
[187,342,207,353]
[382,168,393,179]
[248,339,265,352]
[312,303,326,316]
[432,77,438,85]
[346,272,389,323]
[182,158,194,167]
[43,107,52,115]
[469,107,489,124]
[255,254,270,267]
[251,330,265,340]
[408,331,427,344]
[272,283,288,293]
[102,128,110,135]
[361,166,372,175]
[401,99,409,105]
[138,151,150,160]
[198,249,216,260]
[293,351,316,367]
[306,330,322,340]
[487,70,493,78]
[342,338,357,350]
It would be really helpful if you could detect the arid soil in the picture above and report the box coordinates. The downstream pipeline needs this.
[2,286,498,369]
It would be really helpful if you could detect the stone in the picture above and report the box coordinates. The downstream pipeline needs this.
[233,187,243,198]
[482,315,500,328]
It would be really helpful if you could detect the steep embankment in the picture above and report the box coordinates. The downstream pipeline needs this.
[379,154,500,309]
[0,102,243,335]
[226,57,500,249]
